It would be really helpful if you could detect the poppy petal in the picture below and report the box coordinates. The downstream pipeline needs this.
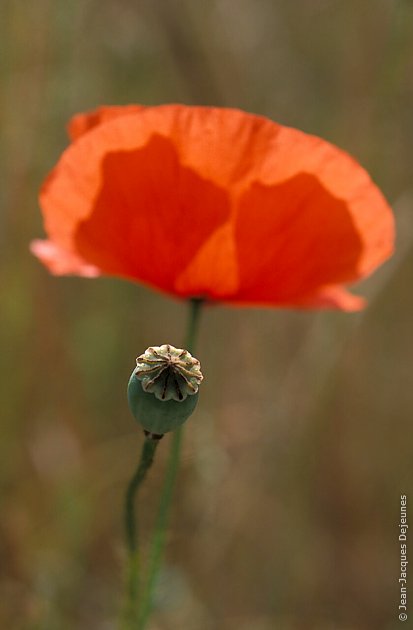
[30,239,100,277]
[309,286,366,311]
[291,285,366,311]
[39,131,231,296]
[248,124,394,277]
[175,223,239,299]
[231,173,393,306]
[34,104,395,309]
[68,104,147,141]
[67,105,286,192]
[232,176,362,303]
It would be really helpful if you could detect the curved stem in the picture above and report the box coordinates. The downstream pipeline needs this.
[123,437,159,625]
[137,298,203,628]
[125,439,159,555]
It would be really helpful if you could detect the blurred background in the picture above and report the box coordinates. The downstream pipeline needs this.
[1,1,413,628]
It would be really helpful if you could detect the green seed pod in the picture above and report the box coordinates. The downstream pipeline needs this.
[127,344,203,435]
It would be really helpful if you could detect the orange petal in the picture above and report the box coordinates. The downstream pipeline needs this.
[175,222,239,299]
[287,285,366,311]
[307,286,366,311]
[30,239,100,277]
[45,135,231,294]
[230,172,392,307]
[248,124,395,277]
[67,105,285,191]
[39,105,288,264]
[229,285,365,311]
[68,104,147,141]
[35,105,395,308]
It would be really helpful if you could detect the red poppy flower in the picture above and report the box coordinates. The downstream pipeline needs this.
[31,104,394,310]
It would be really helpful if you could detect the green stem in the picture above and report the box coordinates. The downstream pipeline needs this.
[137,298,203,628]
[183,298,203,354]
[124,437,159,625]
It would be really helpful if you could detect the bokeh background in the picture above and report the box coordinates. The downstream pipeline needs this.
[1,1,413,628]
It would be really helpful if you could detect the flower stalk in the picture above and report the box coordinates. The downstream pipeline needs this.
[124,436,159,622]
[124,298,203,628]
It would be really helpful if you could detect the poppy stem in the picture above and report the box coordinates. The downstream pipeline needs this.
[136,297,203,629]
[123,436,159,625]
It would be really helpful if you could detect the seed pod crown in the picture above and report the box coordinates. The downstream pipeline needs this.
[135,344,203,402]
[127,344,203,435]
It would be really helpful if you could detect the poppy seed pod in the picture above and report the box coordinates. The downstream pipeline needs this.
[127,344,203,435]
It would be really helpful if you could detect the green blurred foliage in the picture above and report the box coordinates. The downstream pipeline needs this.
[1,1,413,628]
